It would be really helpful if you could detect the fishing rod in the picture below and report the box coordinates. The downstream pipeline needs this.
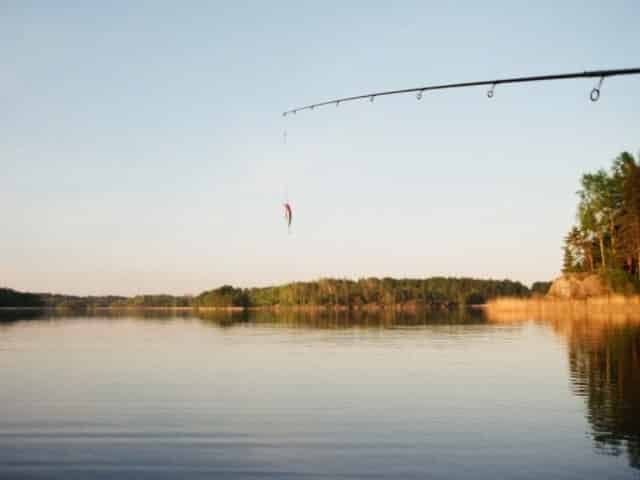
[282,67,640,116]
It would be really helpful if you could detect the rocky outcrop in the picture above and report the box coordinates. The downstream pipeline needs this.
[547,273,608,299]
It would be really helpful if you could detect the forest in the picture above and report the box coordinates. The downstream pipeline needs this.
[0,277,531,309]
[563,151,640,292]
[194,277,530,308]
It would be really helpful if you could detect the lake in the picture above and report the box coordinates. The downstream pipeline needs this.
[0,308,638,479]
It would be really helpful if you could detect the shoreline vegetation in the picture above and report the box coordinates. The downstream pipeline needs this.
[488,295,640,317]
[0,277,535,313]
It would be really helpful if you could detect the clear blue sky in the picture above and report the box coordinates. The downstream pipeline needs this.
[2,1,639,295]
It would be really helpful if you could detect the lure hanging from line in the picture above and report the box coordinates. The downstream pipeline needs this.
[283,202,293,232]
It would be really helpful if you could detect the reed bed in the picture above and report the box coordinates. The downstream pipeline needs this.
[486,295,640,323]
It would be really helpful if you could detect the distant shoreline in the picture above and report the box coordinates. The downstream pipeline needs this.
[1,278,531,312]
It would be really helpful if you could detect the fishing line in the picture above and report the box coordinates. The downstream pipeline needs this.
[282,115,292,235]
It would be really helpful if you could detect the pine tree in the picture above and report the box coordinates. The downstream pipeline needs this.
[562,244,576,273]
[618,154,640,278]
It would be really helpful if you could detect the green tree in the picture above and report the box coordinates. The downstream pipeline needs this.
[565,226,592,271]
[563,150,640,282]
[578,169,619,269]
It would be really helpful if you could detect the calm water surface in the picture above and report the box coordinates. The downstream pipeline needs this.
[0,309,638,479]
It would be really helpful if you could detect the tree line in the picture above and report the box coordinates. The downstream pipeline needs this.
[563,151,640,292]
[195,277,530,308]
[1,277,533,309]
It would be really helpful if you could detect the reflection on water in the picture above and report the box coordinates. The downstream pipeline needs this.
[1,307,639,478]
[0,307,486,327]
[195,307,487,329]
[487,309,640,471]
[570,322,640,468]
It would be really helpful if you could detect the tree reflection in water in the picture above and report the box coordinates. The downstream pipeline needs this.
[488,309,640,470]
[568,321,640,468]
[193,306,486,330]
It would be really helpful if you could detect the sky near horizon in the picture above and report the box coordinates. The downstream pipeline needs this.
[2,1,639,296]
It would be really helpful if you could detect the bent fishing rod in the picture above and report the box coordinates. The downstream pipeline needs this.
[282,67,640,116]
